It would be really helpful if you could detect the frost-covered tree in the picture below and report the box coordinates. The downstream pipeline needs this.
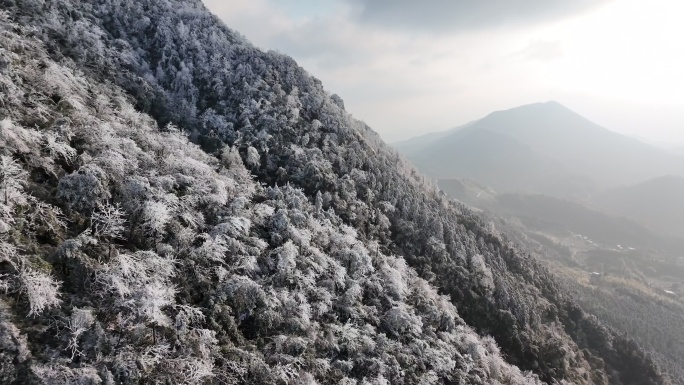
[23,196,67,239]
[31,365,102,385]
[0,241,61,317]
[91,202,126,240]
[43,132,77,163]
[18,267,62,317]
[471,253,495,295]
[245,146,261,168]
[57,164,110,212]
[0,156,27,206]
[65,308,95,359]
[91,202,126,259]
[141,200,172,238]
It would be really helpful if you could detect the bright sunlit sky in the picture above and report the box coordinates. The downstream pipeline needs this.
[203,0,684,146]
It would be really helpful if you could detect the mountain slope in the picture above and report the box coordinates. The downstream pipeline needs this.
[398,101,684,193]
[406,126,594,197]
[0,1,671,384]
[436,178,684,383]
[495,194,683,253]
[393,120,475,157]
[0,14,544,385]
[595,175,684,239]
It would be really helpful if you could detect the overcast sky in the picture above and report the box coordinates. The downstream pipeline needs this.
[203,0,684,146]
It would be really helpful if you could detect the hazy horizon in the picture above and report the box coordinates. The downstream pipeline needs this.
[391,100,684,149]
[204,0,684,145]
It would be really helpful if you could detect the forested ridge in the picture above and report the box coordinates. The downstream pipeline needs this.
[0,0,671,384]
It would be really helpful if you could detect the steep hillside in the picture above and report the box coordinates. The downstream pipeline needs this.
[0,1,671,384]
[0,14,544,384]
[398,101,684,193]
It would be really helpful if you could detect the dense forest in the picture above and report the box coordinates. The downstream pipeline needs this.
[0,0,673,383]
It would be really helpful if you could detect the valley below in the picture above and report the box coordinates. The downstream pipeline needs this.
[396,104,684,382]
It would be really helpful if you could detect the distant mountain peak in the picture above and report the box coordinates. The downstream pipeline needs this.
[511,100,564,109]
[397,101,684,192]
[482,100,585,124]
